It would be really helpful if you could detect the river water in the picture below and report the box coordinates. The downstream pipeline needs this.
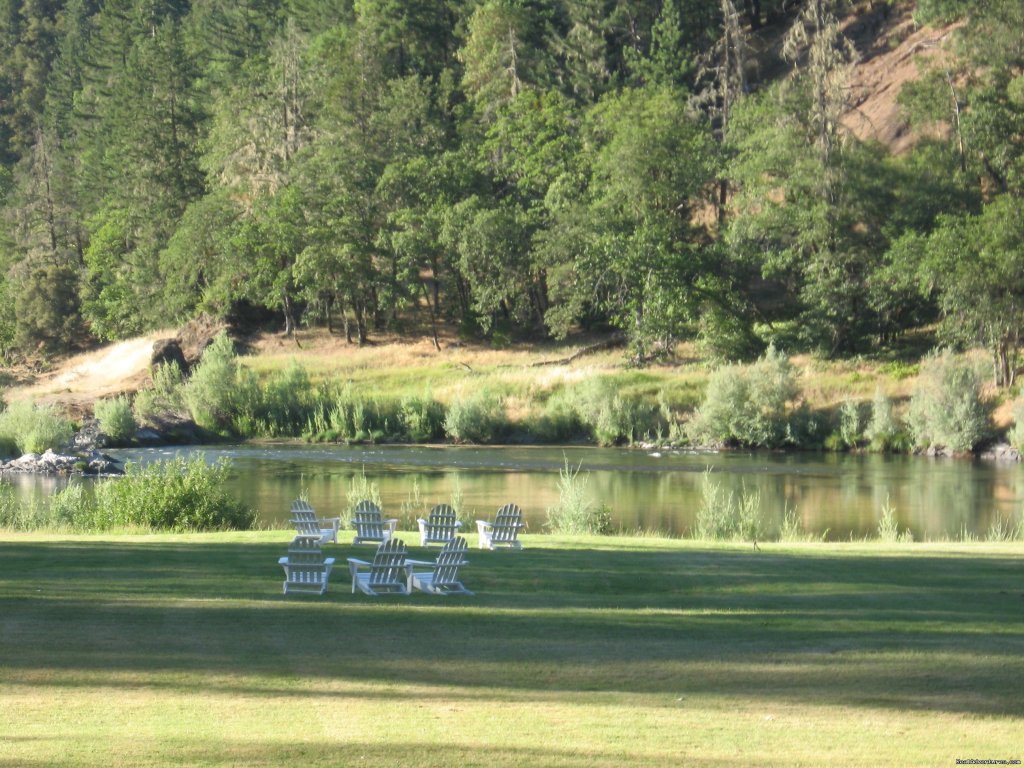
[11,443,1008,540]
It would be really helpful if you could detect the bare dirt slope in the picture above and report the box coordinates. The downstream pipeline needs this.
[5,334,166,419]
[842,11,963,152]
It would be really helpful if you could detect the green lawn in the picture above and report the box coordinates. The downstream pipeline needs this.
[1,532,1021,767]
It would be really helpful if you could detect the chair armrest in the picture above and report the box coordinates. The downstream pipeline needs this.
[324,558,336,566]
[346,557,370,566]
[278,556,288,565]
[476,520,493,530]
[405,558,433,567]
[454,520,464,529]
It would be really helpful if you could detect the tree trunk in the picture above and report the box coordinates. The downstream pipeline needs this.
[282,290,296,337]
[419,280,441,352]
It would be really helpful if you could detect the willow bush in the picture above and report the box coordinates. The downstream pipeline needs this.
[687,345,799,448]
[94,396,137,444]
[907,350,992,453]
[75,457,255,531]
[545,457,611,535]
[0,400,74,455]
[133,361,187,426]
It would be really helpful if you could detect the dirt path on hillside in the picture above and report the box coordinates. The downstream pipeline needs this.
[6,335,161,419]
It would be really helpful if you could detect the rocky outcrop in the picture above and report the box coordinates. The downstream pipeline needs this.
[979,443,1022,462]
[0,449,124,476]
[151,338,189,373]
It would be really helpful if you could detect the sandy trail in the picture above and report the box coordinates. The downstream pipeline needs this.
[6,335,163,418]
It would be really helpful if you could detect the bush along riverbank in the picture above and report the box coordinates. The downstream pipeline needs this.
[5,332,1023,462]
[0,456,256,533]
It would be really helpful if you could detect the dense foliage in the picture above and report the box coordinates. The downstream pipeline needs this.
[0,399,73,454]
[78,456,256,531]
[0,0,1021,372]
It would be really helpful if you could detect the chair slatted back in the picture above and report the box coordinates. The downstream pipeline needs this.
[490,503,524,544]
[290,500,321,536]
[292,518,322,538]
[290,499,316,517]
[432,537,469,586]
[353,500,388,539]
[368,539,408,588]
[423,504,459,543]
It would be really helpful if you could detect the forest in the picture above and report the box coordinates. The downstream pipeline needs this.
[0,0,1021,381]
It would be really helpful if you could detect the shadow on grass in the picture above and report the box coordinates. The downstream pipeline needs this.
[1,540,1022,718]
[0,738,747,768]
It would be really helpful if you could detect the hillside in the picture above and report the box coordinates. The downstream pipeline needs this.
[2,0,1020,437]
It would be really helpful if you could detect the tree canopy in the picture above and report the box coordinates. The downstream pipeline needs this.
[0,0,1021,375]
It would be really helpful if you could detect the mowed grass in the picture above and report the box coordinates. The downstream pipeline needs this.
[1,532,1022,767]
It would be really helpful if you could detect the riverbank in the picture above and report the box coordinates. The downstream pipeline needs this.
[1,531,1021,767]
[5,328,1021,459]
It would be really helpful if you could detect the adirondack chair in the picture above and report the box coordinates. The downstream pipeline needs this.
[351,500,398,545]
[347,538,411,595]
[278,535,336,595]
[416,503,463,547]
[290,499,341,544]
[476,503,525,550]
[408,536,473,595]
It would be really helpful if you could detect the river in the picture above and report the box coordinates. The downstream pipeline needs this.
[10,443,1004,540]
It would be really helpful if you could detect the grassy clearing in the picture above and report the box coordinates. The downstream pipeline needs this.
[1,531,1022,767]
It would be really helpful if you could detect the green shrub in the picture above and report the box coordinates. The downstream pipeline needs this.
[133,361,187,426]
[1008,401,1024,452]
[839,400,863,449]
[545,456,611,535]
[876,495,912,543]
[0,492,51,530]
[234,362,316,438]
[693,468,762,543]
[87,457,255,531]
[183,332,240,434]
[687,345,799,448]
[779,503,821,542]
[530,390,585,443]
[571,378,655,446]
[913,0,978,24]
[443,390,508,443]
[303,381,421,444]
[49,482,93,528]
[94,396,137,444]
[0,400,74,455]
[865,388,908,452]
[399,394,446,442]
[907,350,992,453]
[0,484,16,527]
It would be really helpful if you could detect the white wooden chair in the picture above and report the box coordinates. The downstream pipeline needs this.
[408,536,473,595]
[476,503,525,550]
[416,503,463,547]
[290,499,340,544]
[351,500,399,545]
[348,538,410,595]
[279,535,336,595]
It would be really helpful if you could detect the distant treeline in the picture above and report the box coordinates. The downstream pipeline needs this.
[0,0,1021,380]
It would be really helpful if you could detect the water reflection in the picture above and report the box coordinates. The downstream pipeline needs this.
[5,444,1023,539]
